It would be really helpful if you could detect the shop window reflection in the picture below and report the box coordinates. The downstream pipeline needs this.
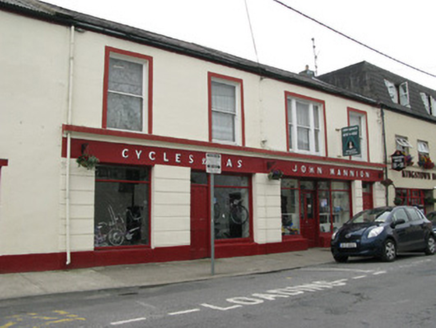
[213,175,250,240]
[281,179,300,235]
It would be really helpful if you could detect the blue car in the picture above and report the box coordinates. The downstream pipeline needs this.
[427,211,436,234]
[331,206,436,262]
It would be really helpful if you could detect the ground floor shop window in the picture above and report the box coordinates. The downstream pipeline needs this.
[94,165,150,247]
[214,174,250,239]
[395,189,424,207]
[281,179,351,235]
[281,179,300,235]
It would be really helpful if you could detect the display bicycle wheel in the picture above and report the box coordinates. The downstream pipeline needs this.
[230,205,249,225]
[107,228,125,246]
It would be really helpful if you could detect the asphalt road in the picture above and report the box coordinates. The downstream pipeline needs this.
[1,253,435,328]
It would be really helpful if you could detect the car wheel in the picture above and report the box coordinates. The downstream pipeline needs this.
[334,255,348,263]
[381,239,396,262]
[424,235,436,255]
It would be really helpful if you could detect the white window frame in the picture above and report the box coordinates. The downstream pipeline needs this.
[106,52,149,132]
[417,140,429,155]
[396,136,413,154]
[287,96,324,155]
[399,82,410,107]
[210,77,242,145]
[420,92,436,116]
[384,79,398,103]
[349,111,367,161]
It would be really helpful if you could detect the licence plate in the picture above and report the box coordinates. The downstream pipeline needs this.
[340,242,357,248]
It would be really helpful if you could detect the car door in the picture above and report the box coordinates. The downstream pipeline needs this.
[391,208,413,252]
[405,207,426,250]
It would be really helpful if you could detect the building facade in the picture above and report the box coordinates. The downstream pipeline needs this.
[0,1,385,273]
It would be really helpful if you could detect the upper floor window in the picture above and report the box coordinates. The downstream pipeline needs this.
[348,108,368,161]
[103,47,153,133]
[286,93,325,155]
[417,140,429,156]
[384,80,410,107]
[420,92,436,117]
[208,73,244,145]
[396,136,413,154]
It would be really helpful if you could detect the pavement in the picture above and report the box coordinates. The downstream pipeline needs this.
[0,248,333,301]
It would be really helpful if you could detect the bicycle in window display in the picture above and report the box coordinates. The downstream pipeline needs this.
[214,192,249,238]
[95,205,142,247]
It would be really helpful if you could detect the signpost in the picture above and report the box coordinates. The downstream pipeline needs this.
[205,153,221,275]
[342,125,361,157]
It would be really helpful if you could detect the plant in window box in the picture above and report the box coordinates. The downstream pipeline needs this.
[393,197,403,206]
[402,152,414,166]
[268,169,283,180]
[418,154,435,169]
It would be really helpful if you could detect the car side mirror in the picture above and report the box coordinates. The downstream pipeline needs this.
[391,218,406,228]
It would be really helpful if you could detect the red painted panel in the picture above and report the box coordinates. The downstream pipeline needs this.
[190,185,209,259]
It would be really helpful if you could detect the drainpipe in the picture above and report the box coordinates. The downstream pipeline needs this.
[380,105,389,205]
[65,25,75,265]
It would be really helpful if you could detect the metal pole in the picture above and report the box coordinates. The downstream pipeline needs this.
[210,173,215,275]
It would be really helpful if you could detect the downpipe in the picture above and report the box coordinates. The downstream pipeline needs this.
[65,25,75,265]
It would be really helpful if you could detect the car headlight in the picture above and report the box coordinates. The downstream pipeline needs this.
[331,231,338,240]
[368,226,383,238]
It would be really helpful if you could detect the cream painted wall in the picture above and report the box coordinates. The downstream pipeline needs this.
[70,30,384,164]
[152,165,191,248]
[0,12,70,255]
[252,174,282,244]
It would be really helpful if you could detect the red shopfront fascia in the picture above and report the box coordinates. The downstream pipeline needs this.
[65,138,384,181]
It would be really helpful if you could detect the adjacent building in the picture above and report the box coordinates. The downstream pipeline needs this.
[319,61,436,213]
[0,0,387,272]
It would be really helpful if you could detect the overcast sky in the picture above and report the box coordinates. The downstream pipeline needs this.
[43,0,436,89]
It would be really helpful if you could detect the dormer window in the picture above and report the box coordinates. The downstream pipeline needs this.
[384,80,410,107]
[420,92,436,116]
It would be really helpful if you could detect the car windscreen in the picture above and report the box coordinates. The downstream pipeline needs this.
[350,208,392,224]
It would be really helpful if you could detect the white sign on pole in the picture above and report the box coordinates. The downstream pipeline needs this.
[206,153,222,174]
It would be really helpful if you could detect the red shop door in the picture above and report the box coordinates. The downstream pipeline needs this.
[362,183,373,210]
[300,190,318,247]
[190,184,209,259]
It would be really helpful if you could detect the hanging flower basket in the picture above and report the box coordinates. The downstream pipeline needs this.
[268,169,283,180]
[418,154,435,169]
[77,154,99,170]
[381,179,394,187]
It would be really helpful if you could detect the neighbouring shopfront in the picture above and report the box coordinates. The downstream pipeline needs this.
[281,179,354,248]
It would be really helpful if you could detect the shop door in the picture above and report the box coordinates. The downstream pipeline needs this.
[362,183,373,210]
[300,190,318,247]
[190,184,209,259]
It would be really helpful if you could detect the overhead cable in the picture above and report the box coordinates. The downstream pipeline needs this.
[272,0,436,79]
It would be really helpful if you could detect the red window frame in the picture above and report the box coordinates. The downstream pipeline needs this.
[207,72,245,146]
[102,46,154,134]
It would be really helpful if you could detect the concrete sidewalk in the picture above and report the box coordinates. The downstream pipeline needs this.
[0,248,333,301]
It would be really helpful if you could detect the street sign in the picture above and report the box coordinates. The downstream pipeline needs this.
[206,153,222,174]
[342,125,361,156]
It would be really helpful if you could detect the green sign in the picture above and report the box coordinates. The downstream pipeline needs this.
[342,125,361,156]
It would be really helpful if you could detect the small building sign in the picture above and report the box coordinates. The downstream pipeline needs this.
[206,153,221,174]
[391,150,405,171]
[342,125,360,156]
